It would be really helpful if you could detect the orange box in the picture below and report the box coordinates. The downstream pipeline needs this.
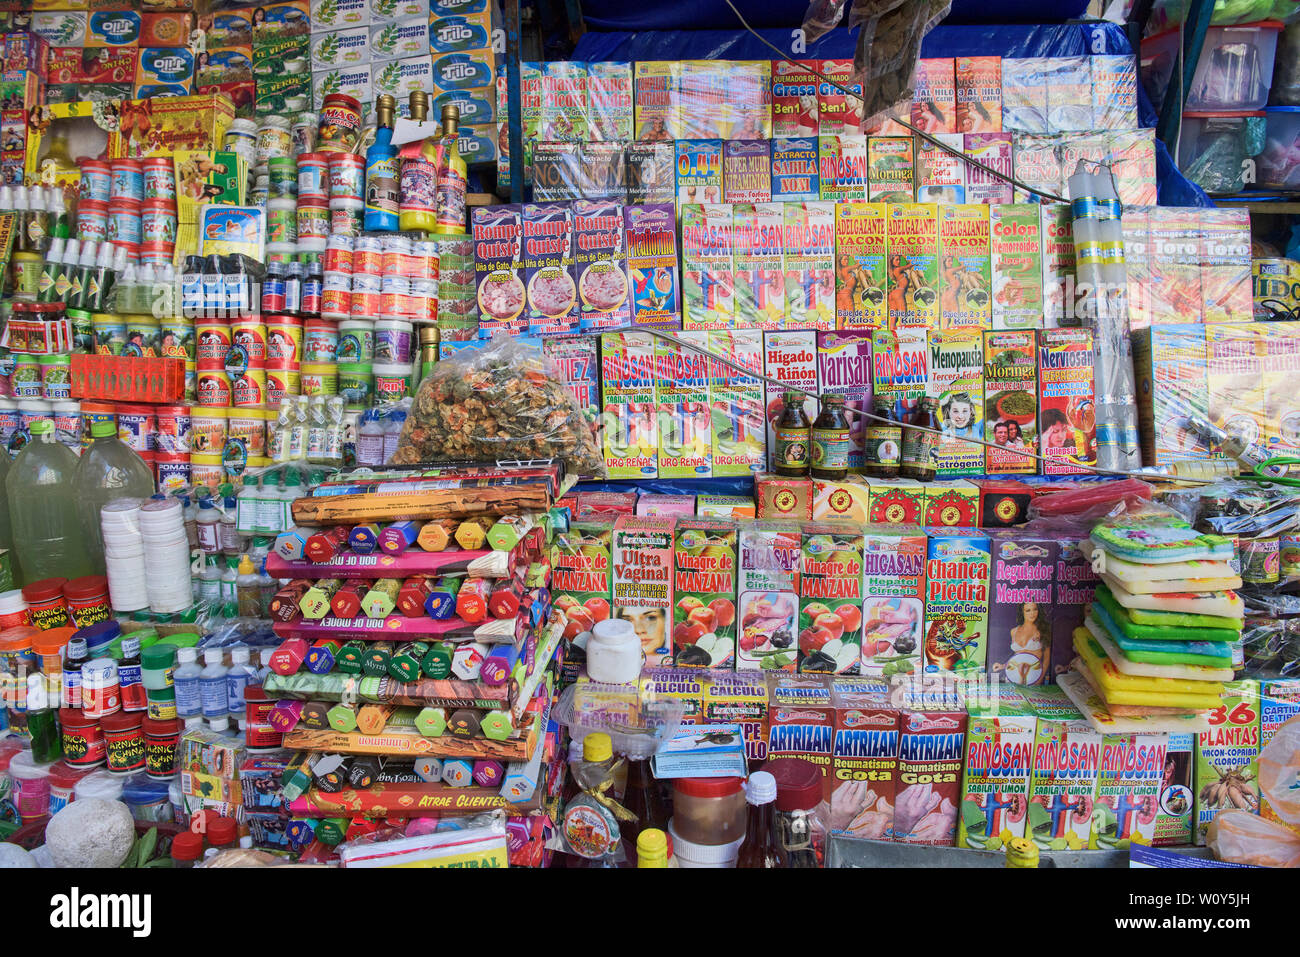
[141,12,193,46]
[756,473,812,519]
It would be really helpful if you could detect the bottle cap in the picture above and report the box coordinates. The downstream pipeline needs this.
[582,731,612,763]
[207,815,238,847]
[238,555,255,575]
[91,420,116,438]
[745,770,777,805]
[637,828,668,861]
[141,643,175,670]
[230,645,250,664]
[763,758,823,812]
[203,647,223,665]
[208,716,229,732]
[177,646,197,664]
[170,831,204,862]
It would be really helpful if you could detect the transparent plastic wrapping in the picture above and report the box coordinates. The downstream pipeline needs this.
[1002,58,1051,133]
[1163,479,1300,538]
[1028,479,1158,524]
[552,678,686,759]
[1207,715,1300,867]
[1092,55,1141,130]
[1272,26,1300,105]
[337,816,509,868]
[390,333,606,478]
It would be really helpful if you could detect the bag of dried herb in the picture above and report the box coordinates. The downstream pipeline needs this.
[390,334,606,477]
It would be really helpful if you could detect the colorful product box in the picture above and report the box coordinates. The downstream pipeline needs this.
[833,201,888,330]
[707,329,765,477]
[812,478,871,523]
[956,689,1037,850]
[723,60,772,141]
[1010,132,1062,203]
[817,59,863,135]
[680,203,733,330]
[1199,207,1253,323]
[768,675,835,794]
[923,528,991,677]
[1044,56,1093,132]
[1195,680,1261,845]
[763,329,819,472]
[599,330,658,479]
[1050,537,1097,684]
[770,137,819,203]
[633,61,679,141]
[471,204,525,337]
[1093,733,1167,849]
[550,519,614,640]
[1148,206,1203,327]
[783,201,836,331]
[861,527,927,678]
[816,330,873,470]
[1259,678,1300,827]
[611,515,675,668]
[724,140,773,205]
[799,523,865,674]
[915,133,966,205]
[521,202,578,337]
[1027,709,1102,850]
[894,708,968,845]
[1153,732,1196,846]
[867,136,914,204]
[937,204,991,330]
[830,683,900,836]
[866,477,926,526]
[955,56,1002,134]
[1206,322,1265,454]
[1091,55,1138,130]
[1108,129,1158,206]
[623,203,679,328]
[677,60,729,139]
[912,58,956,133]
[870,327,928,425]
[429,49,496,94]
[990,204,1044,330]
[817,134,867,203]
[921,480,981,528]
[625,140,675,205]
[963,132,1014,205]
[654,333,712,479]
[1131,324,1211,468]
[1038,327,1097,476]
[369,18,430,61]
[543,334,599,421]
[928,329,985,476]
[696,495,757,520]
[986,534,1057,686]
[755,474,813,521]
[771,58,820,137]
[585,60,633,142]
[732,202,786,330]
[1040,205,1075,329]
[672,518,738,668]
[736,520,803,671]
[571,199,630,333]
[705,671,770,764]
[983,329,1039,475]
[676,138,723,207]
[886,203,939,330]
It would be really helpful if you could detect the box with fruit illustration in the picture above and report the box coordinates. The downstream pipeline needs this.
[549,519,613,641]
[737,520,802,671]
[798,521,864,675]
[672,518,737,668]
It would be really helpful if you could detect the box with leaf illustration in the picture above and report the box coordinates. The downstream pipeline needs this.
[956,687,1036,851]
[372,56,431,101]
[310,26,370,69]
[256,72,313,119]
[313,65,371,114]
[311,0,370,33]
[369,17,427,61]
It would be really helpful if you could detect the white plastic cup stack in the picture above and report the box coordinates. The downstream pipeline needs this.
[100,498,148,612]
[138,497,193,614]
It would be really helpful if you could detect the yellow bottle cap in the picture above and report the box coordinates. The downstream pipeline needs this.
[238,555,255,575]
[637,828,667,866]
[1005,838,1039,867]
[583,731,612,763]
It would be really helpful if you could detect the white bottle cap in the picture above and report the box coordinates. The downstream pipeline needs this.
[208,716,229,732]
[745,771,777,805]
[177,646,197,664]
[203,647,223,665]
[231,646,250,664]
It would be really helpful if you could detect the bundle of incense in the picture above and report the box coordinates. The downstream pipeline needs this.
[424,578,463,620]
[473,760,505,788]
[397,577,436,618]
[281,751,320,801]
[291,484,552,526]
[481,644,522,686]
[416,706,447,737]
[304,526,351,563]
[299,579,343,619]
[361,579,401,619]
[334,641,366,674]
[269,638,309,675]
[416,519,461,552]
[421,642,454,679]
[348,524,383,554]
[379,520,421,555]
[356,703,399,734]
[488,577,526,619]
[308,467,562,499]
[488,514,538,551]
[269,700,304,733]
[298,701,331,730]
[360,641,395,678]
[456,578,493,623]
[312,756,350,793]
[269,582,311,623]
[305,639,341,675]
[388,641,429,683]
[327,702,358,733]
[480,710,514,741]
[449,708,482,737]
[330,579,369,619]
[455,516,495,550]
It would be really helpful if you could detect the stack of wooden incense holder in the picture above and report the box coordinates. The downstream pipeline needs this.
[1057,514,1244,735]
[263,463,570,850]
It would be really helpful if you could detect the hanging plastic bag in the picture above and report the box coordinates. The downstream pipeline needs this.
[390,333,605,478]
[1208,714,1300,866]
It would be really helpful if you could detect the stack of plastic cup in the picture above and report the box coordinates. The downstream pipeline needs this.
[100,499,148,612]
[138,498,193,614]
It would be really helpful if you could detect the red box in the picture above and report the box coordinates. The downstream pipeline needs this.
[71,354,186,403]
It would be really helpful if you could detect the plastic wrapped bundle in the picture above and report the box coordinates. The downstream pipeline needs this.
[391,334,606,478]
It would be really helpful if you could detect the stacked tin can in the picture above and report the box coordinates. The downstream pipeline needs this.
[327,152,364,238]
[139,158,177,268]
[296,153,329,254]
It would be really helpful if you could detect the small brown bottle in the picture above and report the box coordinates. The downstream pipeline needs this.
[773,390,811,476]
[900,396,940,481]
[811,394,850,480]
[864,396,902,478]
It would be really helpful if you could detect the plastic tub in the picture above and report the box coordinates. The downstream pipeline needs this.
[1188,21,1284,111]
[1258,105,1300,187]
[671,777,747,846]
[1176,110,1266,193]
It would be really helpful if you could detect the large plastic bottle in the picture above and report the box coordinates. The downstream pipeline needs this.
[73,419,155,575]
[6,420,94,581]
[199,647,229,719]
[173,647,202,719]
[226,645,255,717]
[0,446,18,585]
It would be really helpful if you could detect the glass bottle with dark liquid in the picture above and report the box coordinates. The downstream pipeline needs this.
[900,396,940,481]
[864,396,901,478]
[811,394,850,480]
[773,389,811,476]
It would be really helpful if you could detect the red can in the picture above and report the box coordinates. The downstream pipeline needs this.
[101,710,147,773]
[297,152,330,200]
[327,152,364,202]
[62,576,110,629]
[143,717,180,779]
[318,93,363,154]
[21,578,70,630]
[59,708,107,767]
[76,199,109,243]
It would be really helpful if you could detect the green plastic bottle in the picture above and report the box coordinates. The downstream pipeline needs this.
[73,419,156,576]
[7,420,94,581]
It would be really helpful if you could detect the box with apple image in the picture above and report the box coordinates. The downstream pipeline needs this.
[798,522,864,675]
[860,527,927,679]
[736,520,802,671]
[672,518,738,668]
[549,520,613,642]
[612,515,675,669]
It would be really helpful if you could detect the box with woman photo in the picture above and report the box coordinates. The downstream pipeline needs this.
[986,532,1058,687]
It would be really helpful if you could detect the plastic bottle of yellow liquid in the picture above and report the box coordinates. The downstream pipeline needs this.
[7,420,94,581]
[398,91,441,234]
[434,104,467,235]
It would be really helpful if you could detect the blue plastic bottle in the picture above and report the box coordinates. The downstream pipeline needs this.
[363,94,399,232]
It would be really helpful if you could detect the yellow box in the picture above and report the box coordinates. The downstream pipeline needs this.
[109,92,235,159]
[26,101,116,191]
